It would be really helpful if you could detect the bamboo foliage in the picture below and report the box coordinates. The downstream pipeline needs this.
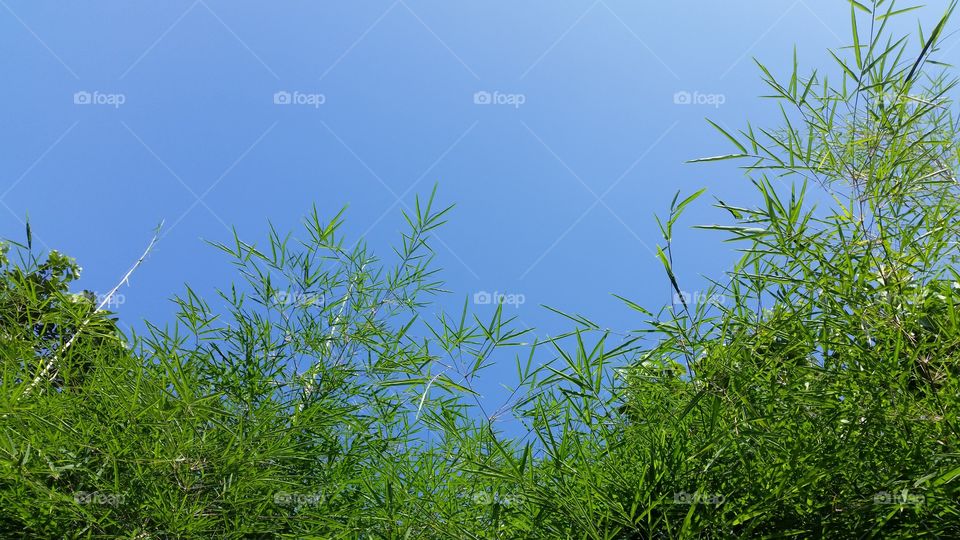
[2,2,960,537]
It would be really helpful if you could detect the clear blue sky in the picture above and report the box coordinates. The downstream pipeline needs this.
[1,1,950,408]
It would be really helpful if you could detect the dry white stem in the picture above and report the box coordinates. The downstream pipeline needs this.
[296,264,364,414]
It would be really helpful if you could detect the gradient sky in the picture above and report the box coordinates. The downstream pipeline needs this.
[1,1,953,410]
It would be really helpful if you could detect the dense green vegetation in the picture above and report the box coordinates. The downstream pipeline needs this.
[3,2,960,537]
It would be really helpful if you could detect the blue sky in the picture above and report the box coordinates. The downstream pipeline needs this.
[1,1,952,407]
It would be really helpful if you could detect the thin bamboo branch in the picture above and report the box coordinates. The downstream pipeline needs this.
[19,223,163,400]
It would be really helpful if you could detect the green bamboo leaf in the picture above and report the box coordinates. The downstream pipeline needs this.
[378,378,428,388]
[706,119,748,154]
[847,0,870,12]
[829,50,861,83]
[851,4,862,69]
[612,294,653,316]
[905,4,952,84]
[687,153,749,163]
[673,188,707,220]
[876,5,922,20]
[694,225,767,234]
[715,198,745,219]
[934,465,960,486]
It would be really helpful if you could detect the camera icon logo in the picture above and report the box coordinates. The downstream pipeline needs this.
[274,91,292,105]
[473,291,492,305]
[473,91,492,105]
[74,91,92,105]
[673,91,692,105]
